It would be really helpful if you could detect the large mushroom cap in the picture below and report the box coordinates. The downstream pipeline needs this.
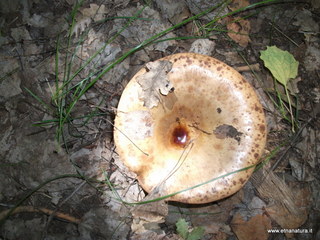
[114,53,266,204]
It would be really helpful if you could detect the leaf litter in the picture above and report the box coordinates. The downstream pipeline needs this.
[137,60,173,108]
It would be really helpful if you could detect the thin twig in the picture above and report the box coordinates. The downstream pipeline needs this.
[235,63,260,72]
[0,206,81,224]
[0,174,83,226]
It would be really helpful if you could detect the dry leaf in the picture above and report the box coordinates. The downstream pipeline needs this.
[131,196,168,237]
[72,4,107,37]
[252,170,301,215]
[304,44,320,72]
[80,3,106,22]
[251,169,311,235]
[226,1,251,47]
[227,18,251,47]
[189,39,216,55]
[265,184,310,238]
[154,0,190,25]
[131,199,168,223]
[137,60,173,108]
[287,77,302,95]
[231,213,271,240]
[228,0,250,11]
[72,18,92,37]
[292,9,319,42]
[112,6,177,52]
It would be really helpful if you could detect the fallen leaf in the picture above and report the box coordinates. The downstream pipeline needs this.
[176,218,205,240]
[260,46,299,87]
[225,2,251,47]
[72,4,107,37]
[176,218,189,239]
[131,199,168,223]
[252,170,304,216]
[287,77,302,95]
[265,184,310,238]
[131,195,168,237]
[304,44,320,72]
[292,9,319,42]
[80,3,106,22]
[188,227,205,240]
[155,0,190,25]
[231,213,271,240]
[189,39,216,55]
[72,18,92,37]
[227,17,251,47]
[137,60,173,108]
[228,0,250,11]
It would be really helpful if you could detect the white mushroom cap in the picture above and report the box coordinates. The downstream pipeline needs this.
[114,53,266,204]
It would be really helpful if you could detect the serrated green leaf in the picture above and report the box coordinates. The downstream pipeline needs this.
[260,46,299,87]
[188,227,205,240]
[176,218,189,239]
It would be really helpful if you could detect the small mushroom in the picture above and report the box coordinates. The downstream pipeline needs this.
[114,53,266,204]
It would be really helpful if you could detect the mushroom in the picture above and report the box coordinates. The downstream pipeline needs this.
[114,53,266,204]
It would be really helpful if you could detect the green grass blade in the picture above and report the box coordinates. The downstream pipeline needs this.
[24,87,53,112]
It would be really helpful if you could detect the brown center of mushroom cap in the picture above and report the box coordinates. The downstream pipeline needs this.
[172,124,188,147]
[156,104,201,151]
[114,53,267,204]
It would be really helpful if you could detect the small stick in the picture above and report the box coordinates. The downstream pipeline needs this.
[235,63,260,72]
[0,206,81,224]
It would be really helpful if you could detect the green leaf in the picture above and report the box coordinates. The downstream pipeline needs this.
[188,227,205,240]
[260,46,299,86]
[176,218,205,240]
[176,218,189,239]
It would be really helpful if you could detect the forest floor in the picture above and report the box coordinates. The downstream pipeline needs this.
[0,0,319,239]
